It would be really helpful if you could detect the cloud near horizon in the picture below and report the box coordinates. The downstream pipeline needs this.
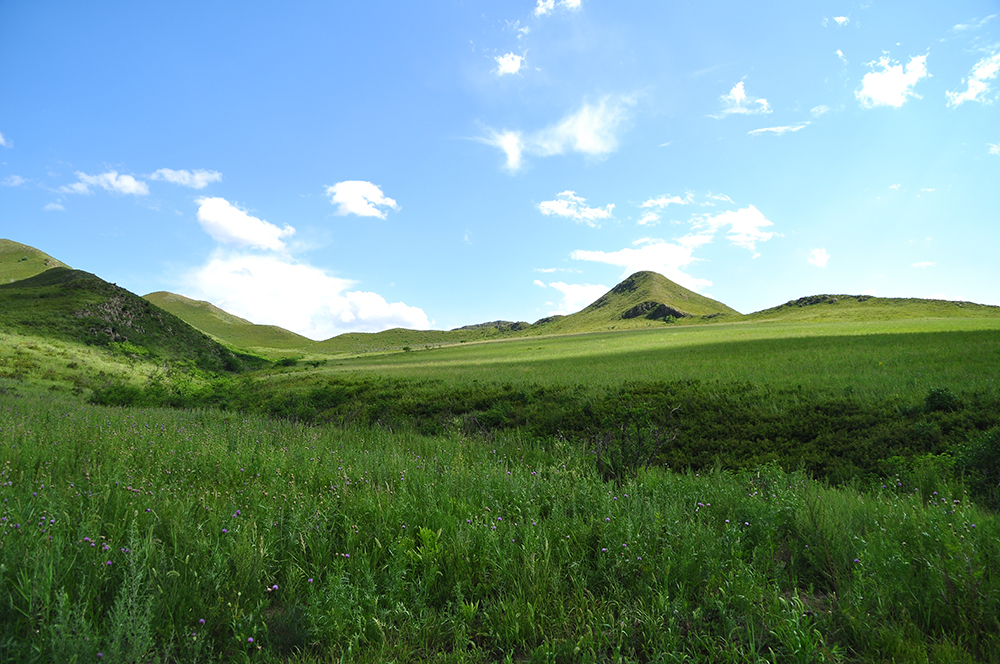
[182,252,430,340]
[569,201,779,292]
[538,191,614,227]
[480,95,635,171]
[535,280,608,316]
[195,197,295,252]
[856,55,929,108]
[325,181,399,218]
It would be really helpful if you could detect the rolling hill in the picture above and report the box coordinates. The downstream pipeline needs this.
[4,238,1000,358]
[0,238,70,284]
[0,266,265,373]
[143,291,317,353]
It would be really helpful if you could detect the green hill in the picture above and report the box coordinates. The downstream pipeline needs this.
[143,291,317,353]
[526,270,742,335]
[0,267,265,373]
[0,238,70,284]
[745,293,1000,323]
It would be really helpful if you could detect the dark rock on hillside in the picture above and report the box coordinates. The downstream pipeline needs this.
[621,301,688,321]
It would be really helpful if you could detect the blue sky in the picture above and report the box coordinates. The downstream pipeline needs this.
[2,1,998,339]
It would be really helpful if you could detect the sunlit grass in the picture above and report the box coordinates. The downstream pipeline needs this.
[1,395,998,662]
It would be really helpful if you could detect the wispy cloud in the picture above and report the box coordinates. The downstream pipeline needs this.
[811,105,830,117]
[989,143,1000,155]
[494,52,524,75]
[149,168,223,189]
[952,15,996,32]
[538,191,614,227]
[480,95,635,172]
[808,248,830,268]
[833,16,849,26]
[637,193,693,225]
[571,199,780,292]
[856,55,929,108]
[946,52,1000,107]
[836,49,848,64]
[0,131,10,148]
[61,171,149,196]
[195,197,295,252]
[43,202,65,212]
[748,122,810,136]
[713,81,771,118]
[534,0,581,17]
[325,181,399,219]
[1,175,27,187]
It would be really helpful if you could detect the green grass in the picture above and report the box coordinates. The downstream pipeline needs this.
[0,239,70,285]
[1,395,998,662]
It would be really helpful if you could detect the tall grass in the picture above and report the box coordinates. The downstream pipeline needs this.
[1,394,998,662]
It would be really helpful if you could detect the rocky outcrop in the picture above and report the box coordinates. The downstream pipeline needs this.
[621,301,688,321]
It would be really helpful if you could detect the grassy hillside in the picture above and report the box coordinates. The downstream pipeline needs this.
[0,267,265,374]
[747,293,1000,323]
[0,238,70,284]
[143,290,317,354]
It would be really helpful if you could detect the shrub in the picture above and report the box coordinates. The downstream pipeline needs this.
[924,387,960,413]
[955,426,1000,508]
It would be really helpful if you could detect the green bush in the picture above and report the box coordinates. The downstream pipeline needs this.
[955,426,1000,508]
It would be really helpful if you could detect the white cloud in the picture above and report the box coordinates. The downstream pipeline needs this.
[149,168,223,189]
[43,202,65,211]
[538,280,609,315]
[808,248,830,268]
[714,81,771,117]
[534,0,581,17]
[946,52,1000,107]
[748,122,810,136]
[538,191,614,227]
[692,205,779,256]
[641,193,693,209]
[811,105,830,117]
[856,55,929,108]
[912,261,936,268]
[194,196,295,252]
[0,131,9,147]
[2,175,26,187]
[61,171,149,196]
[182,252,429,340]
[833,16,850,26]
[479,95,634,171]
[990,143,1000,155]
[571,239,711,292]
[325,181,399,219]
[889,183,901,190]
[638,212,660,226]
[533,279,546,287]
[952,15,996,32]
[836,50,848,64]
[495,52,523,75]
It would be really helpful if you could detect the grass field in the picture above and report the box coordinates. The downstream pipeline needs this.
[1,395,997,662]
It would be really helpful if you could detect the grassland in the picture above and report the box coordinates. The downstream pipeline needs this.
[1,394,998,663]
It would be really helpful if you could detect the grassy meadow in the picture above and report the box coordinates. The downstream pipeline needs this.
[3,256,1000,661]
[1,394,998,663]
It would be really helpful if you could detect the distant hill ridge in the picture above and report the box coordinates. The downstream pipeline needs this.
[3,238,1000,357]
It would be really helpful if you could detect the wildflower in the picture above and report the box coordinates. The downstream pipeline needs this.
[308,578,313,583]
[106,561,112,566]
[199,619,205,624]
[222,529,227,533]
[605,517,610,522]
[854,558,861,563]
[272,584,278,591]
[601,548,607,552]
[248,637,254,643]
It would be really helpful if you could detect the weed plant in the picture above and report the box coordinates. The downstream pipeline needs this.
[1,395,998,662]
